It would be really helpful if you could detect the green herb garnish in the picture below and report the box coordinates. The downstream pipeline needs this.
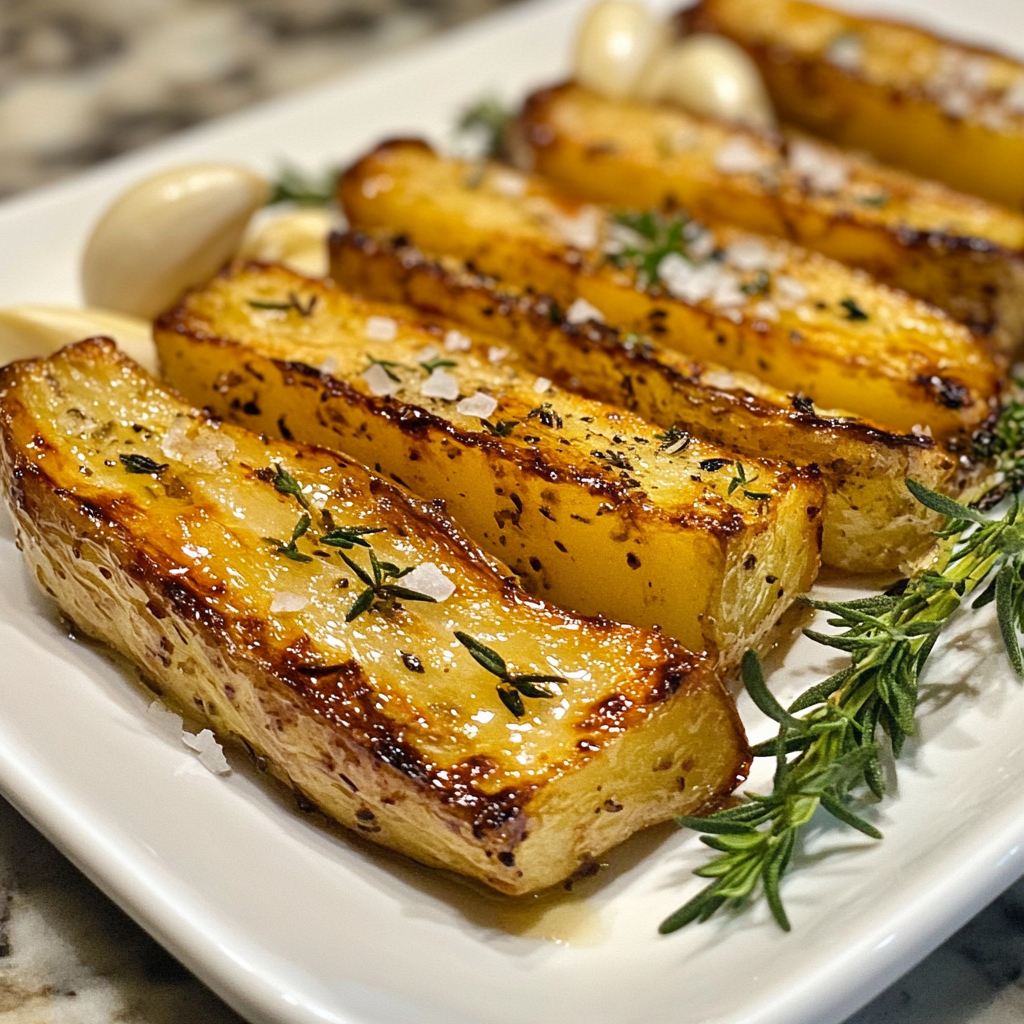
[321,525,387,550]
[248,292,317,317]
[120,454,169,475]
[661,393,1024,933]
[342,549,436,622]
[654,425,692,454]
[267,164,337,207]
[271,513,314,563]
[527,403,563,429]
[365,356,404,383]
[606,210,693,289]
[456,96,513,161]
[728,461,771,501]
[454,631,566,718]
[839,297,870,321]
[273,464,310,509]
[482,419,519,437]
[740,270,771,297]
[420,357,458,374]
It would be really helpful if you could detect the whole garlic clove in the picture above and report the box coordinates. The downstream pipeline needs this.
[239,207,341,278]
[574,1,669,101]
[0,306,156,374]
[81,163,269,320]
[639,34,776,130]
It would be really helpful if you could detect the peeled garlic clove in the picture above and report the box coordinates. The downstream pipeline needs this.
[0,306,157,374]
[574,1,669,101]
[82,163,269,320]
[239,208,340,278]
[639,34,776,130]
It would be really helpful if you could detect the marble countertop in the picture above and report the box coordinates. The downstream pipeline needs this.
[1,1,1023,1022]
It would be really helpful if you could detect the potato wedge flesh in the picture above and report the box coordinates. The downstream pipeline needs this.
[338,140,1000,439]
[0,338,750,894]
[515,83,1024,347]
[331,231,975,573]
[685,0,1024,210]
[156,263,824,662]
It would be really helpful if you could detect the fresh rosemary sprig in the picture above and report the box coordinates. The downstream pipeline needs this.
[454,632,566,718]
[342,549,436,622]
[661,466,1024,934]
[266,165,337,207]
[321,525,386,550]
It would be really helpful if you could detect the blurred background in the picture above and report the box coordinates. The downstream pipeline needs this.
[0,0,516,198]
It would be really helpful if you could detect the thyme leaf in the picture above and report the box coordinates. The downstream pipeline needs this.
[366,356,404,382]
[273,464,309,509]
[341,549,436,621]
[482,419,518,437]
[453,631,565,718]
[456,96,513,161]
[839,297,870,321]
[321,525,387,550]
[120,454,169,475]
[420,357,458,374]
[275,513,313,563]
[267,164,337,207]
[248,292,318,317]
[654,425,692,455]
[606,210,694,289]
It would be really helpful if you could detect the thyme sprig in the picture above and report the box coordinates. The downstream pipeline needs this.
[321,525,386,550]
[662,395,1024,935]
[248,292,318,317]
[454,632,566,718]
[728,462,771,501]
[606,210,694,289]
[271,513,314,563]
[273,464,310,509]
[120,453,169,475]
[342,550,437,622]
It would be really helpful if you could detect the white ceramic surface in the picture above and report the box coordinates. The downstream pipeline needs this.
[1,1,1023,1022]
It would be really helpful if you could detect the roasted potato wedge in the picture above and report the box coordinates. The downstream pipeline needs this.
[155,263,824,662]
[685,0,1024,211]
[332,230,979,573]
[515,83,1024,349]
[0,338,751,895]
[338,140,1001,441]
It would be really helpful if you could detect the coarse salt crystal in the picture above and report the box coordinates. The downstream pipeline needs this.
[319,354,338,375]
[940,88,973,119]
[702,369,742,390]
[417,344,439,362]
[271,591,309,613]
[361,362,400,397]
[713,137,773,176]
[788,139,848,194]
[774,274,809,305]
[161,416,236,471]
[365,316,397,342]
[457,391,499,419]
[710,274,746,309]
[911,423,934,438]
[565,297,605,324]
[361,174,393,199]
[183,729,231,775]
[490,168,527,198]
[399,562,457,602]
[725,237,782,272]
[827,33,863,72]
[444,329,472,352]
[686,227,717,260]
[751,300,780,322]
[421,367,460,401]
[545,204,601,250]
[488,345,509,364]
[658,254,720,304]
[147,700,183,738]
[533,377,552,394]
[1005,80,1024,115]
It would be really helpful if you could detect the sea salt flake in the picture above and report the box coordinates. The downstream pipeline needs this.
[271,591,309,613]
[686,228,717,260]
[183,729,231,775]
[444,329,472,352]
[161,416,236,470]
[710,274,746,309]
[147,700,183,738]
[911,423,934,438]
[457,391,499,419]
[725,237,783,272]
[365,316,397,342]
[659,254,721,304]
[775,274,809,306]
[565,297,605,324]
[1005,80,1024,115]
[487,346,509,364]
[713,137,773,176]
[788,139,849,194]
[751,300,780,322]
[400,562,456,602]
[827,33,863,71]
[546,205,601,250]
[490,168,527,197]
[533,377,552,394]
[940,88,973,119]
[319,354,338,375]
[417,344,439,362]
[421,367,460,401]
[361,362,400,397]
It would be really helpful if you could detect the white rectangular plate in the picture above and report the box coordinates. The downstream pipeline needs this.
[1,1,1024,1022]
